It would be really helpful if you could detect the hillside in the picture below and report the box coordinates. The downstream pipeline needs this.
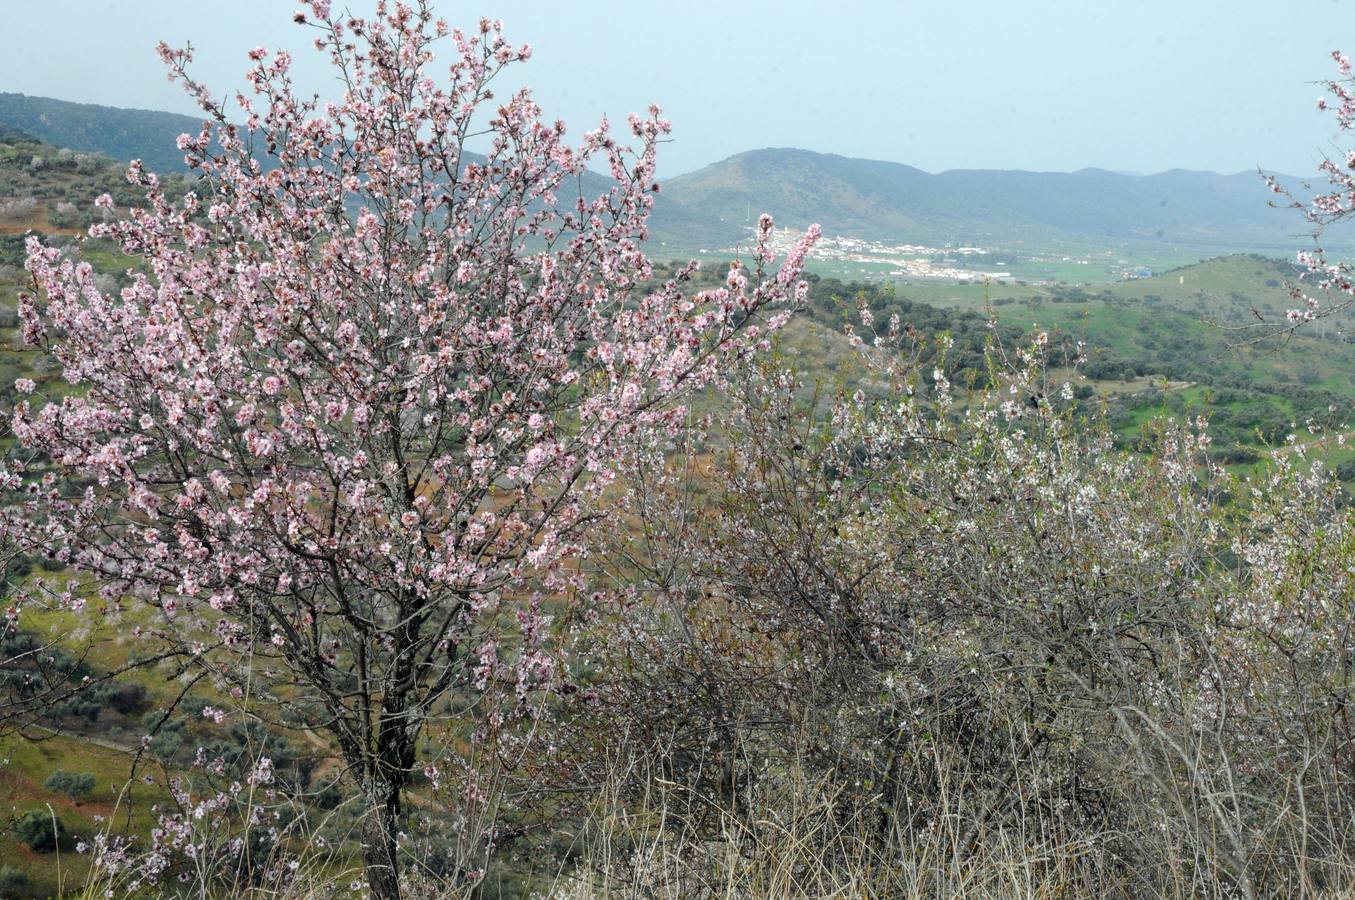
[8,121,1355,894]
[860,253,1355,464]
[0,93,207,176]
[0,94,723,251]
[661,148,1319,250]
[0,127,191,243]
[17,4,1355,896]
[0,96,1336,258]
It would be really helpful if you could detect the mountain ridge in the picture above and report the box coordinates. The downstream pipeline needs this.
[0,93,207,177]
[0,93,1320,252]
[659,147,1310,248]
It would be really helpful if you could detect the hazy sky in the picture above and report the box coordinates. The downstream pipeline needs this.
[4,0,1352,177]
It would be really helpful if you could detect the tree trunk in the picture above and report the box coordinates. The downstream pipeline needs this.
[361,786,403,900]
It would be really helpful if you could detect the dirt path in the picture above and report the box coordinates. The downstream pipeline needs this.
[26,723,140,756]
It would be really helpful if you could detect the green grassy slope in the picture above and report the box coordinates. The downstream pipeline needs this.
[0,93,206,175]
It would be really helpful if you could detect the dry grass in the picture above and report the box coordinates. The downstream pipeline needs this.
[539,748,1122,900]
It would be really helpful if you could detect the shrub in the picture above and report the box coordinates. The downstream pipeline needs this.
[576,337,1355,897]
[143,711,185,762]
[48,201,79,229]
[106,682,146,715]
[44,770,95,800]
[312,782,344,811]
[11,809,68,852]
[0,868,26,899]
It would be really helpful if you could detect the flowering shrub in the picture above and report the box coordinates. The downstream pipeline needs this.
[82,748,325,897]
[572,317,1355,896]
[0,196,37,219]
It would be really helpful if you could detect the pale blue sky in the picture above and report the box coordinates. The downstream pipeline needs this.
[3,0,1351,177]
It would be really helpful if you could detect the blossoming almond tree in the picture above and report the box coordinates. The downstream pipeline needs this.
[1267,50,1355,327]
[10,1,817,894]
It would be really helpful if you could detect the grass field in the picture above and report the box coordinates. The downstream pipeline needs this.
[0,730,175,896]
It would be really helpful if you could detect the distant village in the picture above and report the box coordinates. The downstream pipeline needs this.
[715,227,1014,281]
[710,226,1156,285]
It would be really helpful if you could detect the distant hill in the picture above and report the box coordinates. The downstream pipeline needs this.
[0,94,728,248]
[0,93,203,175]
[0,95,1329,252]
[0,123,36,145]
[661,148,1317,250]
